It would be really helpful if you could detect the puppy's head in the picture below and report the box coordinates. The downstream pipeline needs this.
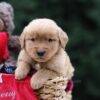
[20,18,68,62]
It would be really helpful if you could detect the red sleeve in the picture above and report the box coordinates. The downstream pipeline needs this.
[0,32,9,63]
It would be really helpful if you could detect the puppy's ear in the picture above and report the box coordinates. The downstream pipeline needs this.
[20,27,27,49]
[58,28,68,49]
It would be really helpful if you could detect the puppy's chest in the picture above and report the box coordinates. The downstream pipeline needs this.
[31,63,41,70]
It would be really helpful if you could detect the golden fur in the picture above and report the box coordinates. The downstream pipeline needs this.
[15,18,74,90]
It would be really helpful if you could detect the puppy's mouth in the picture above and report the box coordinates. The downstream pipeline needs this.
[35,57,47,62]
[37,56,45,59]
[34,51,47,62]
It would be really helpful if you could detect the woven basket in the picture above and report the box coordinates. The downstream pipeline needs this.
[36,77,72,100]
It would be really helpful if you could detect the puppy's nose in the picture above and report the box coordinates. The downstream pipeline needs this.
[37,51,45,57]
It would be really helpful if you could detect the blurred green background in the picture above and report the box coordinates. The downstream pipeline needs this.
[2,0,100,100]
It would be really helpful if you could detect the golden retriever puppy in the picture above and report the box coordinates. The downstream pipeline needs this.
[15,18,74,90]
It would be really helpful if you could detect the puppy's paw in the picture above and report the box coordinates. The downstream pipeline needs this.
[30,78,43,90]
[15,69,27,80]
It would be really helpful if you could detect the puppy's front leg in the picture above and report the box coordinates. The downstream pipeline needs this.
[15,61,31,80]
[30,68,58,90]
[15,50,33,80]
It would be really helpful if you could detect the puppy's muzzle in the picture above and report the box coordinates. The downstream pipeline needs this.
[37,51,45,57]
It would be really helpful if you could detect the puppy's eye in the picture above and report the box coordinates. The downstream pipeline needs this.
[30,38,35,42]
[48,38,54,42]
